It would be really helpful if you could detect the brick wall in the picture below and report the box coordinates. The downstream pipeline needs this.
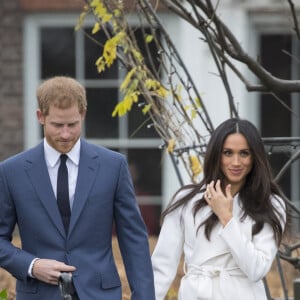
[18,0,166,11]
[19,0,84,11]
[0,0,23,160]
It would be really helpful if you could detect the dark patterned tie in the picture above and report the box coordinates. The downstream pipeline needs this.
[57,154,71,233]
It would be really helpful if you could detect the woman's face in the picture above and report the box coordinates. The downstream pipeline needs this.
[220,133,253,193]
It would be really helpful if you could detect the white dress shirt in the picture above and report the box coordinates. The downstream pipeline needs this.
[44,138,80,209]
[28,138,81,276]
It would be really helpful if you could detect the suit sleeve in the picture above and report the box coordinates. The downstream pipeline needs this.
[151,206,184,300]
[219,196,286,281]
[0,164,36,281]
[113,157,155,300]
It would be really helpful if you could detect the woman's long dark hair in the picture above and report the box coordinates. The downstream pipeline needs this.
[161,118,287,245]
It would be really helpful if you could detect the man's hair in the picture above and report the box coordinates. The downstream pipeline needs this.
[36,76,87,115]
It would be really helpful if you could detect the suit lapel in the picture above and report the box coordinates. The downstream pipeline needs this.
[24,143,66,237]
[68,141,99,237]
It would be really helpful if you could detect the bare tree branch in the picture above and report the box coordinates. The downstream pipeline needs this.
[160,0,300,94]
[287,0,300,40]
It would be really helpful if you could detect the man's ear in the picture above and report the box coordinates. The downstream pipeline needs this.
[81,110,86,121]
[36,109,45,125]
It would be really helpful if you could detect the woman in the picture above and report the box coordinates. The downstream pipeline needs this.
[152,118,287,300]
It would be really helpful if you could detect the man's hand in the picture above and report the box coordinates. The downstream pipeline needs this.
[32,258,76,285]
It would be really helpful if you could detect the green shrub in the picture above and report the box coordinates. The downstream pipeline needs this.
[0,290,7,300]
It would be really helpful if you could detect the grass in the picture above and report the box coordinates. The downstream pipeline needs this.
[0,236,299,299]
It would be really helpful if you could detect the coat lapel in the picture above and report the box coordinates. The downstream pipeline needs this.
[68,141,100,237]
[24,143,66,237]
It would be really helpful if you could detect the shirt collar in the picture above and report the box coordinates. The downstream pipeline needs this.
[44,138,81,167]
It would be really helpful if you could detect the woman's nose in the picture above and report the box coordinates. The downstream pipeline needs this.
[232,154,240,165]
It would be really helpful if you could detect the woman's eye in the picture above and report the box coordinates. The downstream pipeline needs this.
[223,150,232,156]
[240,151,250,157]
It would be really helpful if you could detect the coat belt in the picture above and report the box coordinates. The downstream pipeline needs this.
[183,263,246,300]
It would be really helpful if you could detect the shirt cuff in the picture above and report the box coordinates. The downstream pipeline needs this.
[28,258,39,277]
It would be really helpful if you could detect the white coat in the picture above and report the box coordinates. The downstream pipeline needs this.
[151,190,286,300]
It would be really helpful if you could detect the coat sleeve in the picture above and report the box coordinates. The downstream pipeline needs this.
[219,196,286,282]
[113,157,155,300]
[151,206,184,300]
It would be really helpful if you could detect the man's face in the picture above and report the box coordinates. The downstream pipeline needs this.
[37,104,85,153]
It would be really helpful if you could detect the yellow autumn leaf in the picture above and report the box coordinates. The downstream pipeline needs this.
[167,139,176,153]
[102,13,112,23]
[95,56,106,73]
[142,104,151,114]
[128,91,139,104]
[112,101,126,117]
[120,68,137,92]
[131,48,143,63]
[113,9,122,17]
[145,79,158,90]
[172,91,181,101]
[173,85,183,101]
[191,108,197,119]
[103,39,117,66]
[195,97,202,107]
[90,0,112,23]
[112,91,140,117]
[156,86,169,98]
[189,155,202,180]
[75,10,87,31]
[92,22,101,34]
[90,0,100,7]
[145,34,154,43]
[103,32,126,67]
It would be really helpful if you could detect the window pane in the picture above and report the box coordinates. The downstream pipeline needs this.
[260,34,291,197]
[128,148,162,235]
[85,88,119,138]
[84,27,118,79]
[128,104,159,138]
[260,34,291,137]
[41,27,75,78]
[128,148,162,196]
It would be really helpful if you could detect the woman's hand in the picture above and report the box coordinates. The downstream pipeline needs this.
[204,180,233,226]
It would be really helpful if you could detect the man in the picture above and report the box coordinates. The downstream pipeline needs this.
[0,76,155,299]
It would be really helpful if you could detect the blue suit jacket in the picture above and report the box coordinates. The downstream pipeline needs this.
[0,139,155,299]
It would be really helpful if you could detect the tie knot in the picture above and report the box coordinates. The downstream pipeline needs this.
[60,154,68,164]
